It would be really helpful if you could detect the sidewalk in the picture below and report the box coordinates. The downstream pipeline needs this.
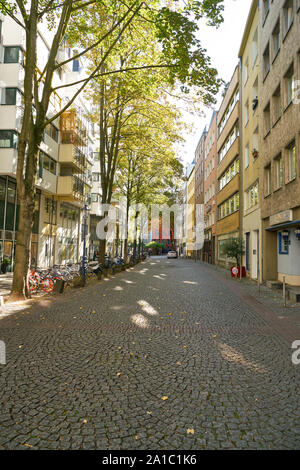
[190,259,300,344]
[0,272,12,296]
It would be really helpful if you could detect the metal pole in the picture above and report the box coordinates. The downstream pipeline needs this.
[81,205,88,285]
[283,276,286,308]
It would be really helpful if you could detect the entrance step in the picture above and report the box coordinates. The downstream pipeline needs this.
[288,288,300,303]
[266,280,283,290]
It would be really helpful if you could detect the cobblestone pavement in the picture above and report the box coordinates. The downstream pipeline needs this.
[0,257,299,450]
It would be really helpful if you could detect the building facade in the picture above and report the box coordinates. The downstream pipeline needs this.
[216,66,241,267]
[203,111,218,264]
[0,12,100,270]
[239,0,262,281]
[259,0,300,286]
[186,164,195,257]
[194,128,207,259]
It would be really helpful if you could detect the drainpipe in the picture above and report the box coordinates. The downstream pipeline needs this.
[238,59,244,280]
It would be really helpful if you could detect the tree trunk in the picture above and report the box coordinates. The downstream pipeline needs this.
[10,195,34,300]
[123,239,128,263]
[99,238,106,267]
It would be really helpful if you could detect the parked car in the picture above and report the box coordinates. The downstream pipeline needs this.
[167,250,178,259]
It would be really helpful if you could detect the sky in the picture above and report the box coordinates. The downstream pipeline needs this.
[179,0,253,166]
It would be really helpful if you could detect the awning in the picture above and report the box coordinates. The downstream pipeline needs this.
[266,219,300,231]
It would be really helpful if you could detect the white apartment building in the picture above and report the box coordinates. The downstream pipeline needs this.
[0,11,101,270]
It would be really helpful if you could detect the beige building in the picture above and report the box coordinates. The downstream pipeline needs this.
[259,0,300,286]
[239,0,262,281]
[216,66,241,267]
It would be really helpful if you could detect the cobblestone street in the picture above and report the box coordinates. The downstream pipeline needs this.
[0,257,300,450]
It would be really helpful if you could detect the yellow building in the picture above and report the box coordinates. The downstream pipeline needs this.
[238,0,262,281]
[186,166,195,257]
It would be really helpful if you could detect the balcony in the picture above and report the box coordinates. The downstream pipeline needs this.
[56,176,85,206]
[58,144,86,174]
[60,109,88,147]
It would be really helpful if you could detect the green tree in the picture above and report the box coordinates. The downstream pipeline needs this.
[0,0,224,299]
[222,237,245,267]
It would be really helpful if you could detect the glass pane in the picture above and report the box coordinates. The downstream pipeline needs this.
[4,88,17,105]
[4,47,19,63]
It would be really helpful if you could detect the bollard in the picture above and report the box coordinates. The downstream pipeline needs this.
[283,276,287,308]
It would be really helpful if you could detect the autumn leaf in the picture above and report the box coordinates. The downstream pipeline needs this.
[161,396,168,401]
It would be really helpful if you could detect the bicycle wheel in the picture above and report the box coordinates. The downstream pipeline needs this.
[28,276,38,293]
[41,278,55,293]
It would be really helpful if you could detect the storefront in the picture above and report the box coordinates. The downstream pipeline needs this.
[0,176,40,270]
[265,213,300,287]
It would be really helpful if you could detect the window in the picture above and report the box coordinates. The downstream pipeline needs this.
[253,127,259,155]
[45,123,59,142]
[278,232,289,255]
[0,130,18,148]
[264,103,271,136]
[263,0,270,23]
[252,78,258,111]
[245,143,249,169]
[244,59,249,85]
[4,46,23,64]
[274,154,283,189]
[263,44,270,78]
[287,142,296,181]
[92,172,100,182]
[1,88,22,105]
[218,124,239,163]
[244,100,249,125]
[285,64,295,106]
[245,182,258,210]
[264,165,271,196]
[272,85,281,123]
[218,193,239,220]
[218,158,239,191]
[91,193,99,203]
[39,151,57,175]
[283,0,294,36]
[252,28,258,67]
[217,89,239,136]
[73,59,80,72]
[272,20,280,59]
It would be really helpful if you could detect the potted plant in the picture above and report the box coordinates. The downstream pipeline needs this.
[252,148,259,159]
[222,237,245,278]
